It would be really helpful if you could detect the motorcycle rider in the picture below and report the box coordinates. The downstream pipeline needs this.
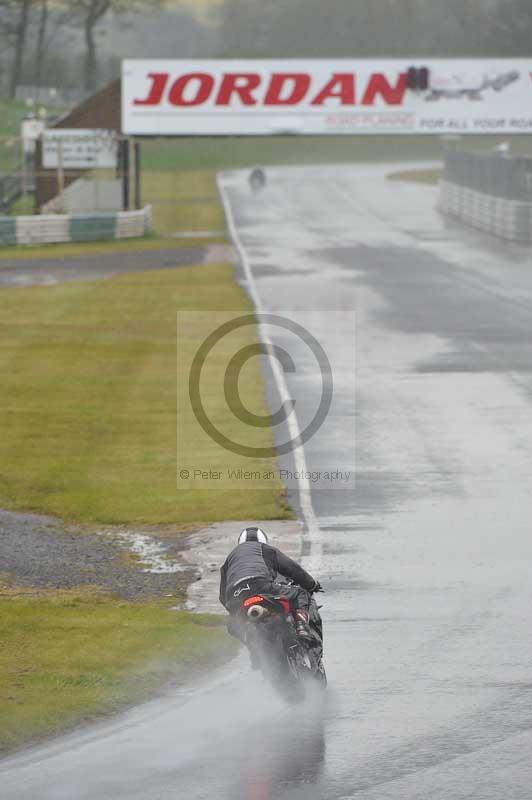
[219,526,322,639]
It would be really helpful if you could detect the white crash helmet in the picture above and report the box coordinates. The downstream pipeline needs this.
[238,527,269,544]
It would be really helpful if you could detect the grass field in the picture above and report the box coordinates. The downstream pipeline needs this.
[0,262,287,524]
[0,233,226,261]
[388,167,441,185]
[143,168,224,234]
[141,134,532,174]
[141,135,439,172]
[0,588,235,752]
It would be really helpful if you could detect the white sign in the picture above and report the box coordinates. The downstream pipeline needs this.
[122,58,532,136]
[42,129,118,168]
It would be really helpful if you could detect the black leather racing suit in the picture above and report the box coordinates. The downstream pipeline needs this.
[219,540,317,615]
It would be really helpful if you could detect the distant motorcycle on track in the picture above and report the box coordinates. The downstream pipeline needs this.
[249,167,267,192]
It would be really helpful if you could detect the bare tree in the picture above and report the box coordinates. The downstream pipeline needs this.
[32,1,80,86]
[74,0,112,92]
[32,0,47,84]
[74,0,166,93]
[3,0,32,97]
[218,0,532,58]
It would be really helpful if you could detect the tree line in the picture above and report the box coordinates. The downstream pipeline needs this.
[1,0,531,102]
[218,0,532,59]
[0,0,164,97]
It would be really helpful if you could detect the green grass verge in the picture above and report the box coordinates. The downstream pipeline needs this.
[6,194,34,216]
[0,262,287,524]
[387,168,441,185]
[0,234,225,262]
[143,168,224,234]
[0,590,236,753]
[141,134,443,172]
[141,134,532,174]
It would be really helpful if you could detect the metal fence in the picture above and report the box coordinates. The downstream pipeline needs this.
[0,135,138,215]
[14,85,87,109]
[443,150,532,201]
[0,172,23,212]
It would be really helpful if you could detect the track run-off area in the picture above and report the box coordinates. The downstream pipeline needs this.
[2,163,532,799]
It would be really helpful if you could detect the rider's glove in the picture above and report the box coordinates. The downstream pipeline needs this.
[312,580,324,593]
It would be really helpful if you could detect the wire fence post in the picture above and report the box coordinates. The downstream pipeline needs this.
[128,137,135,211]
[57,139,65,213]
[121,138,130,212]
[134,140,141,210]
[21,136,27,199]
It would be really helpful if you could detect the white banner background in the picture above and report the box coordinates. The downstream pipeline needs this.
[122,59,532,136]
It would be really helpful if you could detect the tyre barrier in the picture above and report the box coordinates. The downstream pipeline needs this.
[438,181,532,242]
[0,205,152,247]
[438,150,532,242]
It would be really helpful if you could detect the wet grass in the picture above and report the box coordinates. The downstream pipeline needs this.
[141,134,444,172]
[0,262,288,524]
[387,168,441,185]
[0,588,236,753]
[142,168,224,235]
[141,134,532,174]
[0,233,224,262]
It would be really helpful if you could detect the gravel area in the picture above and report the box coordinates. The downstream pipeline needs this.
[0,244,234,288]
[0,510,302,609]
[0,510,195,600]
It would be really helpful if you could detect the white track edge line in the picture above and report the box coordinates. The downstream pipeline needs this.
[217,173,322,568]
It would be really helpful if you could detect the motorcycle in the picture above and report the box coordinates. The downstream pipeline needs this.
[249,167,266,192]
[237,584,326,703]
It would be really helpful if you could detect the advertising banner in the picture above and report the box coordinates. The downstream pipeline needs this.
[122,58,532,136]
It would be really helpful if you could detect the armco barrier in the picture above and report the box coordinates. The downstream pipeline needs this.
[438,151,532,242]
[0,206,152,247]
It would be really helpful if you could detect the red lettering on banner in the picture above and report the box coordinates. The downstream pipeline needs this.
[168,73,214,106]
[134,73,169,106]
[361,73,406,105]
[132,69,410,111]
[311,74,355,106]
[216,74,261,105]
[264,73,311,105]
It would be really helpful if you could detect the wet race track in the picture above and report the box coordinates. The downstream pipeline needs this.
[3,164,532,799]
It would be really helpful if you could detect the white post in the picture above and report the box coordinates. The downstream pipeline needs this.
[57,139,65,213]
[21,136,27,199]
[128,137,135,211]
[94,136,100,211]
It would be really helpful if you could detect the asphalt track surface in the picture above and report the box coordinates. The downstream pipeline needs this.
[3,164,532,799]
